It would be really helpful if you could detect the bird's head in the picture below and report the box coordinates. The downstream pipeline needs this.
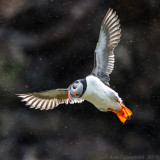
[68,79,86,101]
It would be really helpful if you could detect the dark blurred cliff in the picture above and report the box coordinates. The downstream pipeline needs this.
[0,0,160,159]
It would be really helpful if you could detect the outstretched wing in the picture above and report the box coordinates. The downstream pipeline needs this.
[91,8,121,85]
[17,89,84,110]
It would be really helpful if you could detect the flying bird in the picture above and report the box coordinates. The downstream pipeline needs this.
[17,8,132,123]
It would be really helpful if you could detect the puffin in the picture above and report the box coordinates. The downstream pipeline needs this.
[17,8,132,123]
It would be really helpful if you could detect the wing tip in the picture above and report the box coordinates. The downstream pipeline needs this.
[105,9,121,49]
[102,8,113,24]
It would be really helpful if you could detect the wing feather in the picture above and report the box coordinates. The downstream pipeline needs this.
[17,89,84,110]
[91,8,121,85]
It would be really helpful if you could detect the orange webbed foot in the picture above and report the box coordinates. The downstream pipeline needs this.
[109,100,132,124]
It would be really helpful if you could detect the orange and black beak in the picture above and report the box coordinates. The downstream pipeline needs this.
[68,91,76,101]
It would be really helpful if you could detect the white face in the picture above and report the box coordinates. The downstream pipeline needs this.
[68,80,83,99]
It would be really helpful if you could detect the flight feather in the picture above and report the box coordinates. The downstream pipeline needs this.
[91,8,121,85]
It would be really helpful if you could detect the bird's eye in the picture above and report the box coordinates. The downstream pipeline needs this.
[72,84,77,89]
[75,81,79,84]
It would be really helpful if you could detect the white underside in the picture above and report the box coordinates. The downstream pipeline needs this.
[81,75,122,111]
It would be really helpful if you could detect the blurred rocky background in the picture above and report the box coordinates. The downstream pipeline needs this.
[0,0,160,159]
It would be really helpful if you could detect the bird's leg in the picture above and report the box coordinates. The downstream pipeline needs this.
[108,100,132,124]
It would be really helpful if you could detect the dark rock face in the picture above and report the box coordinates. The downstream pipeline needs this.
[0,0,160,159]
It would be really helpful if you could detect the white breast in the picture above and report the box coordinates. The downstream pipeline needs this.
[82,75,122,111]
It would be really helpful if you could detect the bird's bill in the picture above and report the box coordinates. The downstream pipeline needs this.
[68,91,76,101]
[109,100,132,124]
